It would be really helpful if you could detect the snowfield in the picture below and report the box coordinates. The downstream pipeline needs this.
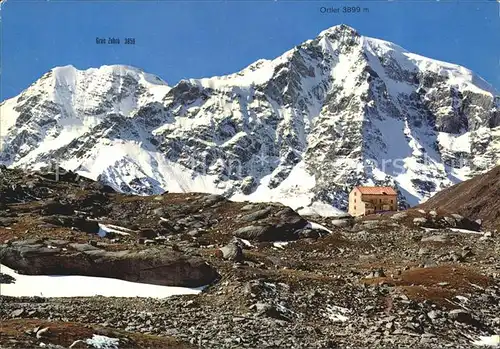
[472,335,500,347]
[84,334,121,349]
[0,264,205,298]
[323,305,352,322]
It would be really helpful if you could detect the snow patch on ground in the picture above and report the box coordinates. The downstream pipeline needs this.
[450,228,482,234]
[98,223,133,237]
[0,264,204,298]
[272,241,289,249]
[422,227,482,235]
[472,335,500,347]
[239,239,254,248]
[307,221,333,234]
[84,334,120,349]
[323,305,351,322]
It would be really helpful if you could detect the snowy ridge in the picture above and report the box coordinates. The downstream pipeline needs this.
[363,37,498,96]
[1,25,498,214]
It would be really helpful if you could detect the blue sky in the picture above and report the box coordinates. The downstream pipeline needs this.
[1,0,499,101]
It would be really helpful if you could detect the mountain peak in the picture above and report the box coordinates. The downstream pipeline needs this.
[51,64,78,75]
[48,64,169,87]
[318,24,360,39]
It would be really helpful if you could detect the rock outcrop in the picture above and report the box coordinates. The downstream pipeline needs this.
[0,240,218,288]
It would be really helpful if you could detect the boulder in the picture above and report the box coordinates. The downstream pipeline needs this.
[234,221,306,242]
[40,200,74,216]
[366,268,386,278]
[217,241,243,262]
[297,228,322,239]
[88,181,115,193]
[0,218,18,227]
[138,229,157,239]
[152,207,167,217]
[361,220,380,230]
[0,273,16,284]
[240,204,257,212]
[233,206,307,241]
[202,194,226,207]
[443,216,458,227]
[448,309,474,324]
[240,176,257,195]
[250,302,291,321]
[36,327,50,339]
[238,207,273,222]
[233,225,270,241]
[331,219,351,228]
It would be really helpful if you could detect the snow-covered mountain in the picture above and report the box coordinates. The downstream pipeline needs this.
[1,25,499,215]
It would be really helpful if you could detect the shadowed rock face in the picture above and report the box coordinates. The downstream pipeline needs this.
[419,165,500,230]
[0,240,218,288]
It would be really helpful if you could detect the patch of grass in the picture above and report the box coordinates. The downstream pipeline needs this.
[397,286,456,307]
[362,265,493,307]
[293,232,351,252]
[0,319,95,347]
[0,319,195,348]
[363,265,491,288]
[261,266,342,286]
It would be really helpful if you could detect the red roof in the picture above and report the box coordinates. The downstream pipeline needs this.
[355,186,397,195]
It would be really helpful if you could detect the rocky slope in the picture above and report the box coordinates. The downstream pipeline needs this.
[0,166,309,285]
[1,167,500,348]
[419,165,500,231]
[1,25,499,214]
